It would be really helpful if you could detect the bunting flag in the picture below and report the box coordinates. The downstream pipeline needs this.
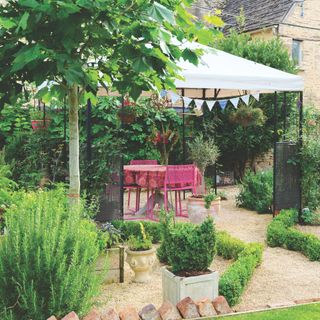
[160,89,167,98]
[252,93,260,102]
[169,91,181,104]
[218,100,228,110]
[229,97,240,108]
[206,100,216,111]
[182,96,193,107]
[194,99,204,109]
[241,95,250,105]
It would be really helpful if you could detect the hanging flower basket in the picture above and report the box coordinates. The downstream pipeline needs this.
[229,106,265,127]
[31,119,51,130]
[117,107,136,124]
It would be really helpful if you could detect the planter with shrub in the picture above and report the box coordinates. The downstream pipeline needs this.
[126,222,156,283]
[30,110,51,130]
[95,222,124,284]
[161,217,218,305]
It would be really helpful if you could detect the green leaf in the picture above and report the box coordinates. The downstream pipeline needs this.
[17,12,30,31]
[204,14,224,27]
[132,57,150,73]
[148,2,175,25]
[19,0,39,8]
[11,45,44,72]
[0,17,16,29]
[182,48,199,65]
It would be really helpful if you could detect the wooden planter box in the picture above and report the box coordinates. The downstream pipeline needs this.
[162,267,219,305]
[95,245,125,284]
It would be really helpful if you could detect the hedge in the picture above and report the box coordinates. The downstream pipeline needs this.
[217,231,263,306]
[267,209,320,262]
[111,220,162,244]
[112,220,263,306]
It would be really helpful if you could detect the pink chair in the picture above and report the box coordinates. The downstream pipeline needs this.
[162,164,196,217]
[125,160,158,212]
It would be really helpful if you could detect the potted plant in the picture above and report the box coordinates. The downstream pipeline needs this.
[126,222,156,283]
[30,109,51,130]
[187,134,220,223]
[162,217,218,305]
[117,97,136,124]
[95,223,125,284]
[229,105,265,128]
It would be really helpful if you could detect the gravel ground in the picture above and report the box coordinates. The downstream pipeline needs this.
[296,225,320,238]
[95,186,320,313]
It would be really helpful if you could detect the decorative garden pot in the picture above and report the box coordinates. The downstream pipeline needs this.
[162,267,219,305]
[95,245,125,284]
[126,247,156,283]
[31,119,51,130]
[187,196,221,224]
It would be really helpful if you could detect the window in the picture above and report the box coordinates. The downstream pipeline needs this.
[292,39,303,66]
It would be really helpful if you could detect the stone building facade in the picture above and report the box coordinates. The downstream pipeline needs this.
[192,0,320,107]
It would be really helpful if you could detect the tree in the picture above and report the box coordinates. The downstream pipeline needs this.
[0,0,221,200]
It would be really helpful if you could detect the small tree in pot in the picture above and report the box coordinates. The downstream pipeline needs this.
[187,134,220,223]
[162,217,219,305]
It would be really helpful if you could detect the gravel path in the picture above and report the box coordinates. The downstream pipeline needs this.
[96,186,320,313]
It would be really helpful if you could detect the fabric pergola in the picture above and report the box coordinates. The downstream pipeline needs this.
[175,43,304,92]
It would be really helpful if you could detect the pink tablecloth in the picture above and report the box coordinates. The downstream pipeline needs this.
[124,165,202,189]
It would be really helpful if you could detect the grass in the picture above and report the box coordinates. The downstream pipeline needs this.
[220,303,320,320]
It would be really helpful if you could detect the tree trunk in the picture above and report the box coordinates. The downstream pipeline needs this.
[68,85,80,205]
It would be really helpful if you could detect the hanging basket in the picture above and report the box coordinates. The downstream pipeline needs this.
[31,119,51,130]
[117,107,136,124]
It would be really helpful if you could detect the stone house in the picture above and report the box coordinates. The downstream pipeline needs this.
[192,0,320,107]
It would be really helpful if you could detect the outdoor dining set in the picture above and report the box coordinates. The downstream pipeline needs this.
[124,160,202,220]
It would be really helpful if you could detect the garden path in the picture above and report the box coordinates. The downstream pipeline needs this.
[96,186,320,313]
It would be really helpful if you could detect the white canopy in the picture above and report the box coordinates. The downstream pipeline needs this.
[175,44,304,92]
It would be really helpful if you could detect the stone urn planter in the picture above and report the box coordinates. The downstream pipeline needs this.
[95,245,125,284]
[162,267,219,305]
[187,196,221,224]
[126,247,156,283]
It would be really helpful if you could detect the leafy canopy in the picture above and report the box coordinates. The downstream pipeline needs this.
[0,0,221,104]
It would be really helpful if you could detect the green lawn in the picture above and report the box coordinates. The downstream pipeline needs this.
[220,303,320,320]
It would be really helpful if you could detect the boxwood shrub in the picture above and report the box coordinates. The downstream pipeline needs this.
[267,209,320,262]
[217,231,263,306]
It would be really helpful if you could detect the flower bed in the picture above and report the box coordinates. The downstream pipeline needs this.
[267,209,320,261]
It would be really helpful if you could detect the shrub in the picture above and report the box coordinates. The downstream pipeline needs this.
[267,209,320,262]
[165,218,216,273]
[0,188,101,320]
[216,231,246,260]
[219,243,263,306]
[236,170,273,213]
[111,220,161,243]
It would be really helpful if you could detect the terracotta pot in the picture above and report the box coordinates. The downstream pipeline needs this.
[187,196,221,224]
[126,247,156,283]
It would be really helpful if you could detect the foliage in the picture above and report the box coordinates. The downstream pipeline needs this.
[301,208,320,226]
[0,188,101,319]
[127,223,153,251]
[266,209,320,262]
[204,193,219,209]
[111,220,162,244]
[300,107,320,212]
[216,231,247,260]
[99,222,123,249]
[236,170,273,213]
[217,231,263,306]
[229,104,266,128]
[165,218,216,273]
[191,30,297,179]
[188,134,219,175]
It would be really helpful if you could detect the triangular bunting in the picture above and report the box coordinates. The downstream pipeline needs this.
[194,99,204,109]
[241,95,250,105]
[252,93,260,102]
[219,100,228,110]
[160,89,167,98]
[206,100,216,111]
[230,97,239,108]
[182,96,193,106]
[169,91,181,104]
